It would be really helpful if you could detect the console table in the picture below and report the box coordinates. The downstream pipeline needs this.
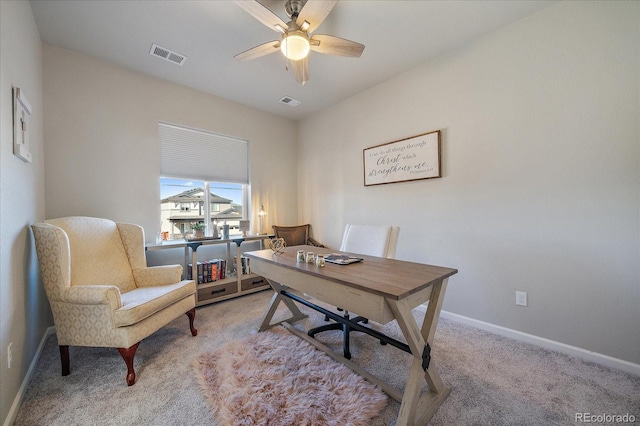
[146,235,273,306]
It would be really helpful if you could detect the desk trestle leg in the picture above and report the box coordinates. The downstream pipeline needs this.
[387,278,450,426]
[259,279,307,331]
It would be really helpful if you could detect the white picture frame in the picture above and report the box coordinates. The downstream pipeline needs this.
[13,87,32,163]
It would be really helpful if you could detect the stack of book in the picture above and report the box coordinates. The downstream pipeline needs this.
[187,258,227,284]
[234,256,251,275]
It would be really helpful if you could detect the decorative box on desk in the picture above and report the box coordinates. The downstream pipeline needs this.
[146,234,273,306]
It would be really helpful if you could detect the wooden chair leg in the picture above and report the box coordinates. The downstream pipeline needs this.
[117,342,140,386]
[186,308,197,336]
[59,345,70,376]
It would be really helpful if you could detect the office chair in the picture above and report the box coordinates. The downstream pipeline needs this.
[308,224,399,359]
[272,224,325,247]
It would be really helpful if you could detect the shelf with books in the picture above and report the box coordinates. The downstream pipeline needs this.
[188,258,229,284]
[145,234,273,306]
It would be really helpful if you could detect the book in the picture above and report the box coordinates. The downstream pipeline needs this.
[186,261,218,284]
[324,254,364,265]
[218,259,226,279]
[234,256,251,274]
[197,261,204,283]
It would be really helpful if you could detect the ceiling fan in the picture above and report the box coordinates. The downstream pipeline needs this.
[234,0,365,85]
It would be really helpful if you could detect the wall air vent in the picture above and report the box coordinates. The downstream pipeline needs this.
[279,96,302,107]
[150,43,187,66]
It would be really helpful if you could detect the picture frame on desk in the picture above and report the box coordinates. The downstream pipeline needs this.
[239,220,250,237]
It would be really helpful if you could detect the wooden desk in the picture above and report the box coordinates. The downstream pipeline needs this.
[244,245,458,426]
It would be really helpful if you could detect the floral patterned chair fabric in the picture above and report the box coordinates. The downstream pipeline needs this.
[31,216,197,385]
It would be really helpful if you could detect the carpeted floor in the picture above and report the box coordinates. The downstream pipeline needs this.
[13,290,640,425]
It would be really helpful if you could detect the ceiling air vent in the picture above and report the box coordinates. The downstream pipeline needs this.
[150,43,187,66]
[279,96,302,107]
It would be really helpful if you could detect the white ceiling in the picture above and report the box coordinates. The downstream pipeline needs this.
[29,0,555,121]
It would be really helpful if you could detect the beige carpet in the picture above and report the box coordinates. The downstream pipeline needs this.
[195,328,387,425]
[12,290,640,425]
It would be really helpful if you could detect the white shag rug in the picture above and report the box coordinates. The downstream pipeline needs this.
[195,328,388,426]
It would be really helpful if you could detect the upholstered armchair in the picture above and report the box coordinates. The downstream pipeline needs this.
[272,224,325,247]
[31,216,197,386]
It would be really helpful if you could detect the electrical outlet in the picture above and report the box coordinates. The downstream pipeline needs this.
[7,343,13,369]
[516,291,528,307]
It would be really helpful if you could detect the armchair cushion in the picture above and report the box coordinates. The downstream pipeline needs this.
[115,280,196,327]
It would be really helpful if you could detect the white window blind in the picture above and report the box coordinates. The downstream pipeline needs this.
[159,122,248,184]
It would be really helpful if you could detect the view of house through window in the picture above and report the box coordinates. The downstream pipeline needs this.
[160,177,245,240]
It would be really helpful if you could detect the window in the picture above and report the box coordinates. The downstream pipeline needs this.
[159,123,249,240]
[160,178,245,239]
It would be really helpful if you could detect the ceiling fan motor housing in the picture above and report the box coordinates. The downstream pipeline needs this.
[285,0,307,19]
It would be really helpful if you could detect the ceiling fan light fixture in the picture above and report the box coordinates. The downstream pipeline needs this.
[280,31,310,61]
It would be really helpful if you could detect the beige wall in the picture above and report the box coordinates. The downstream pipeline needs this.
[42,44,299,239]
[2,2,638,423]
[0,1,51,424]
[0,32,298,425]
[298,1,640,364]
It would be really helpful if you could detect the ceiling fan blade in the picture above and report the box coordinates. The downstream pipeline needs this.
[310,34,365,57]
[235,1,288,33]
[234,41,280,61]
[296,0,337,33]
[291,57,309,85]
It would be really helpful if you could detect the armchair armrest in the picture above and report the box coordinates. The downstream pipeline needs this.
[64,285,122,309]
[133,265,184,287]
[308,237,325,248]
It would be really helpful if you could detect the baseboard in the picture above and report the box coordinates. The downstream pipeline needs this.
[3,326,56,426]
[439,311,640,377]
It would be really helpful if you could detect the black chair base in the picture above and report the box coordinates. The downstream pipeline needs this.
[308,312,371,359]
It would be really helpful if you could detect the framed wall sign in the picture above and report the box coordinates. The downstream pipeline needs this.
[363,130,441,186]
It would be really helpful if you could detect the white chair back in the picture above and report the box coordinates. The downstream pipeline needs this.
[339,224,400,259]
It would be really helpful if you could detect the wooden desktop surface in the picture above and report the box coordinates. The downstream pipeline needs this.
[245,245,457,300]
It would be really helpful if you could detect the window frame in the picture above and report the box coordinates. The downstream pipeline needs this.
[160,177,249,240]
[158,122,251,240]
